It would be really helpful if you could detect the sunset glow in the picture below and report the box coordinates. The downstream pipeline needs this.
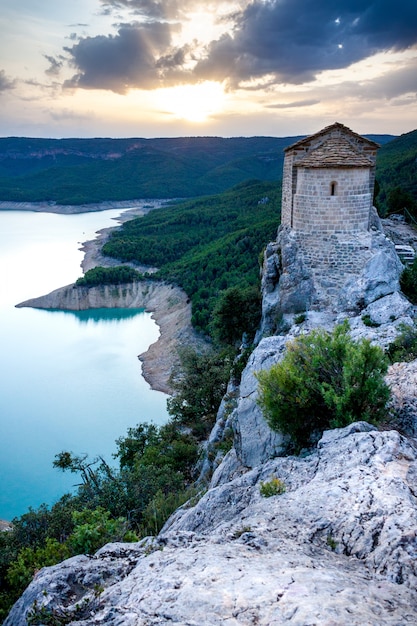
[1,0,416,137]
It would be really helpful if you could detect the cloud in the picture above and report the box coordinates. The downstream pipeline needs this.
[320,59,417,104]
[99,0,193,20]
[60,0,417,95]
[364,63,417,100]
[0,69,16,92]
[267,99,320,109]
[193,0,417,86]
[44,55,65,77]
[64,22,183,92]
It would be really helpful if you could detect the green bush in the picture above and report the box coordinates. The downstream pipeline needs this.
[387,323,417,363]
[167,347,233,439]
[256,322,390,448]
[68,508,137,555]
[259,477,286,497]
[210,285,261,346]
[6,539,70,597]
[400,259,417,304]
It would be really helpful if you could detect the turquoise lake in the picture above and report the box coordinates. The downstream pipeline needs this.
[0,208,169,521]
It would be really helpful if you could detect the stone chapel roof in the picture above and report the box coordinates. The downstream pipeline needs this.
[285,122,379,169]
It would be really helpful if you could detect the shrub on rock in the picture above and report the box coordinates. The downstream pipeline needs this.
[256,322,390,448]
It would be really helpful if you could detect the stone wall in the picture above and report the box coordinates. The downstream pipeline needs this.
[280,150,294,226]
[294,231,374,308]
[291,167,371,233]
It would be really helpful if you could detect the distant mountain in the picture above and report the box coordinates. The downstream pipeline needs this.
[0,134,396,205]
[375,129,417,216]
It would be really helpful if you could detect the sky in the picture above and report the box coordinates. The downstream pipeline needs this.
[1,0,417,139]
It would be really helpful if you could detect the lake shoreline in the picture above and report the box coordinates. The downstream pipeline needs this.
[0,199,166,214]
[15,202,206,395]
[79,206,207,393]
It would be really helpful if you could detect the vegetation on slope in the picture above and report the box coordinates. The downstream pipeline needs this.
[75,266,143,287]
[0,136,294,203]
[102,180,281,336]
[257,322,390,450]
[375,128,417,218]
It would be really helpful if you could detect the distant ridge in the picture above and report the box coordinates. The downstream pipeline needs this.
[0,134,395,205]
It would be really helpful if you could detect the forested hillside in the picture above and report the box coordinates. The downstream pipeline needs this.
[375,128,417,218]
[0,134,394,204]
[100,179,281,335]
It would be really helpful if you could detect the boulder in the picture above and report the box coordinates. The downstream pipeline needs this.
[362,291,413,325]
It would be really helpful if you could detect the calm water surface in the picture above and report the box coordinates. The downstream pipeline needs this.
[0,208,168,520]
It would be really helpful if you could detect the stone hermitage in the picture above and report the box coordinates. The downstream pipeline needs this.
[259,122,406,335]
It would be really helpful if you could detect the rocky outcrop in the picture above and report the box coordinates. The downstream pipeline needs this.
[386,359,417,437]
[258,219,404,336]
[233,335,289,467]
[6,423,417,625]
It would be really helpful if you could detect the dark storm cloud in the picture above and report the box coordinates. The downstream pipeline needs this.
[0,69,15,92]
[62,0,417,94]
[193,0,417,86]
[64,22,180,92]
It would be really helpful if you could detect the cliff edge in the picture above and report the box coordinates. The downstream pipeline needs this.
[7,213,417,625]
[5,423,417,625]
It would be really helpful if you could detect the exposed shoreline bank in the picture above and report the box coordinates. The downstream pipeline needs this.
[17,280,200,395]
[0,199,166,214]
[15,202,205,394]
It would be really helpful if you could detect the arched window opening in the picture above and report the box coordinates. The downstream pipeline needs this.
[330,181,337,196]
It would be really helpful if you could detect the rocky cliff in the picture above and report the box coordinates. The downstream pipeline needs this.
[5,422,417,625]
[6,217,417,625]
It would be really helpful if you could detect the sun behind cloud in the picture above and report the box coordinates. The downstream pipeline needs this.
[153,82,227,123]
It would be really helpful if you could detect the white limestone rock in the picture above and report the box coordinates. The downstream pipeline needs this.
[362,291,414,325]
[258,228,315,337]
[233,335,289,469]
[6,424,417,626]
[386,358,417,436]
[339,233,403,311]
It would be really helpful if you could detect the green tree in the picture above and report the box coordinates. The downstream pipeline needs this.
[167,347,233,438]
[387,186,416,216]
[211,285,261,346]
[75,265,142,287]
[400,259,417,304]
[257,323,390,448]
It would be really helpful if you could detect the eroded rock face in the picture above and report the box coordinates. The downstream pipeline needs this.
[259,221,404,333]
[386,359,417,437]
[6,424,417,625]
[258,228,315,336]
[233,335,289,468]
[16,280,202,394]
